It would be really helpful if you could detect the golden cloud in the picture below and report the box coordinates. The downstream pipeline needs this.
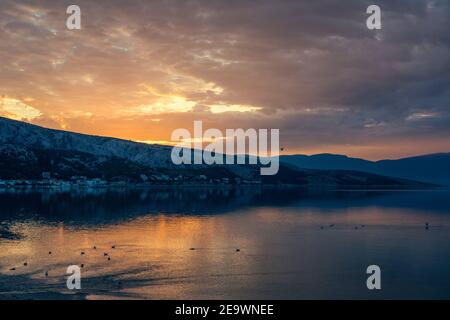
[0,97,42,120]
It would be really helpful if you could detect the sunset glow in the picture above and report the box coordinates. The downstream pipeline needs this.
[0,0,448,160]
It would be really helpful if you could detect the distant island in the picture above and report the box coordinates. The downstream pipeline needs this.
[0,117,440,189]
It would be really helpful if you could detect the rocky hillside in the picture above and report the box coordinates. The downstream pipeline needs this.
[0,117,174,168]
[0,117,434,187]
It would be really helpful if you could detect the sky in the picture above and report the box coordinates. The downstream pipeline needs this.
[0,0,449,160]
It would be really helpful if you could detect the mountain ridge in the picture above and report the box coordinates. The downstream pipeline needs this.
[281,153,450,186]
[0,117,438,187]
[0,116,175,169]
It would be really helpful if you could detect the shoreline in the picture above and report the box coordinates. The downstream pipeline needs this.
[0,183,443,192]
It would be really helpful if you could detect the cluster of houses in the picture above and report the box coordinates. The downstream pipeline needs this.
[0,172,261,189]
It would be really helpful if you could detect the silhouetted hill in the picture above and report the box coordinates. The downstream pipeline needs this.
[281,153,450,186]
[0,117,435,187]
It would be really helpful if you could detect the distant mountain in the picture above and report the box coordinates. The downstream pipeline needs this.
[0,117,434,187]
[281,153,450,186]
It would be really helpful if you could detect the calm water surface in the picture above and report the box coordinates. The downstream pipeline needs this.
[0,187,449,299]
